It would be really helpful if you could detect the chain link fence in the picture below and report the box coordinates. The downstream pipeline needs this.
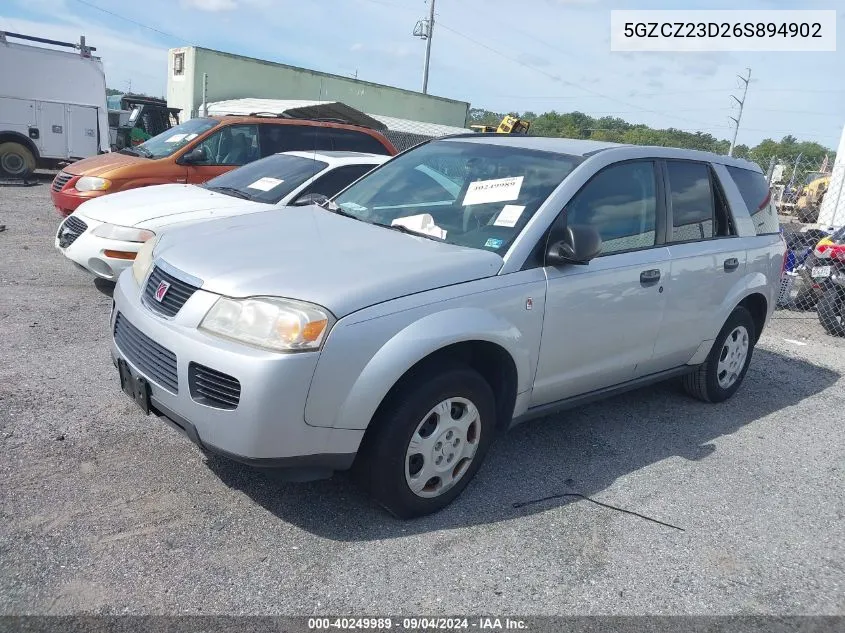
[741,152,845,335]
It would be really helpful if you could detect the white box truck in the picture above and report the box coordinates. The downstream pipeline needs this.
[0,31,109,178]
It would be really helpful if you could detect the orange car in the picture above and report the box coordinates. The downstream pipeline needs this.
[51,115,397,216]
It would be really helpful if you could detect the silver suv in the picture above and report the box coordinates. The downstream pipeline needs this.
[110,135,785,518]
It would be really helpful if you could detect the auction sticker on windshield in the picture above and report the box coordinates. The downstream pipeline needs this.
[247,177,284,191]
[463,176,523,206]
[493,204,525,228]
[164,133,188,143]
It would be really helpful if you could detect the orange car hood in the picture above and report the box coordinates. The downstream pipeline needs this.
[63,151,150,177]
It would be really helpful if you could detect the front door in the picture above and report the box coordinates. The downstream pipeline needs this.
[531,160,670,405]
[184,123,260,184]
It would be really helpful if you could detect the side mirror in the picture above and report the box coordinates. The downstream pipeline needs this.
[292,192,329,207]
[179,146,206,165]
[546,224,602,266]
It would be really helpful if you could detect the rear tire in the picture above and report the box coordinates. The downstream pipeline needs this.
[818,287,845,337]
[355,365,497,519]
[0,142,36,178]
[683,307,756,403]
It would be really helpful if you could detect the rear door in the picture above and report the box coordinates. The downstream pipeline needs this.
[36,101,68,159]
[650,160,747,371]
[66,104,100,159]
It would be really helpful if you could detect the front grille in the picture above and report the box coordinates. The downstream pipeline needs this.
[57,215,88,248]
[143,266,199,317]
[189,362,241,410]
[52,172,73,192]
[113,312,178,393]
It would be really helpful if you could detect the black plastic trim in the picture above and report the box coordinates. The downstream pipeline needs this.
[511,365,698,427]
[150,400,356,472]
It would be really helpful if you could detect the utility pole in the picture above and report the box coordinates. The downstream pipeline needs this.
[201,72,208,116]
[728,67,751,157]
[413,0,436,94]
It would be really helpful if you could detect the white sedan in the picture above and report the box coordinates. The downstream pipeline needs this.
[55,151,389,281]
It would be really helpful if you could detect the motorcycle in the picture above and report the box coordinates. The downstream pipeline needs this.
[813,228,845,336]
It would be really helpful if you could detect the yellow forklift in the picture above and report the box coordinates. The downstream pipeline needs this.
[470,115,531,135]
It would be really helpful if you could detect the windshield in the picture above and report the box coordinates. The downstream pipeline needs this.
[128,117,219,159]
[202,154,329,204]
[332,140,582,253]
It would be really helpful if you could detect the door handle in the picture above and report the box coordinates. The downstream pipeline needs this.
[724,258,739,272]
[640,269,661,285]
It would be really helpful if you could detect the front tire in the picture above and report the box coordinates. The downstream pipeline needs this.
[818,287,845,337]
[0,142,36,177]
[683,307,756,403]
[355,365,497,519]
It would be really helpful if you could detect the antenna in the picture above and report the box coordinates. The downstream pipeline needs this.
[728,68,751,157]
[413,0,436,94]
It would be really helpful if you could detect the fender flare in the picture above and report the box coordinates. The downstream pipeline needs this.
[330,307,533,430]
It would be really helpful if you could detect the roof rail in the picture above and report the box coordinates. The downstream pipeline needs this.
[0,31,96,56]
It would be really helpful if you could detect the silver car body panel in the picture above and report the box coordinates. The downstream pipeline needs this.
[110,136,784,465]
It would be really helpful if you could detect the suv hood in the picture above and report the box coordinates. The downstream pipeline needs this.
[63,151,148,177]
[76,184,267,226]
[154,206,503,317]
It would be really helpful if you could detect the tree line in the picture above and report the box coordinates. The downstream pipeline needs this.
[469,108,836,169]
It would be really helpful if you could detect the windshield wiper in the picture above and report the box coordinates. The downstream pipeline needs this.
[206,186,252,200]
[372,222,445,241]
[118,147,140,156]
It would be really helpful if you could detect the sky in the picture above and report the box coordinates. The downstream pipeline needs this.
[2,0,843,150]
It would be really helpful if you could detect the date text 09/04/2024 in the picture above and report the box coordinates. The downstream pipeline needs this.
[307,617,528,630]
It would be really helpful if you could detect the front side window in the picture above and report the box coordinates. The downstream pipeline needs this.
[332,140,582,253]
[564,161,658,255]
[201,154,328,204]
[126,117,218,159]
[193,124,260,166]
[667,161,715,242]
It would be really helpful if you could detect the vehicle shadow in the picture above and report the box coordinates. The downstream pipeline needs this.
[203,349,838,540]
[93,278,115,298]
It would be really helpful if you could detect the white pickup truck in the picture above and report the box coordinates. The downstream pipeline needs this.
[0,31,109,177]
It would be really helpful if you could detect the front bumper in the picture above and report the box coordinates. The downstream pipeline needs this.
[51,185,107,217]
[56,214,138,281]
[110,270,363,468]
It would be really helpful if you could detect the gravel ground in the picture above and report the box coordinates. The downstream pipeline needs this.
[0,181,843,616]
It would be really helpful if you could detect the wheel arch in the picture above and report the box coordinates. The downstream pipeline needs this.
[370,340,520,435]
[0,132,40,162]
[737,292,768,343]
[319,307,533,433]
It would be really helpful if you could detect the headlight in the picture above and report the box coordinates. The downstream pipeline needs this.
[199,297,334,352]
[132,235,159,286]
[74,176,112,192]
[92,223,155,243]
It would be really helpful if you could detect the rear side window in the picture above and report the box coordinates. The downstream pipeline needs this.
[258,124,390,157]
[727,165,778,235]
[666,161,714,242]
[296,164,376,200]
[259,124,333,156]
[326,129,392,155]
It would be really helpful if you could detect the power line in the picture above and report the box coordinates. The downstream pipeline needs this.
[69,0,192,44]
[436,21,717,130]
